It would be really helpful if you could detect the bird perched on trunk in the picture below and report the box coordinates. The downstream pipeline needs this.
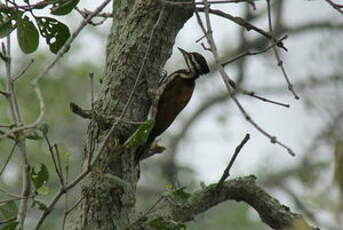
[134,47,210,164]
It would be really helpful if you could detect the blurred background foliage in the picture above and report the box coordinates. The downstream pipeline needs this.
[1,0,343,229]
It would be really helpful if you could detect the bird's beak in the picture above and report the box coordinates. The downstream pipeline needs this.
[178,47,188,56]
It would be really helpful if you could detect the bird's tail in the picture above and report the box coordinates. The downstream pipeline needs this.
[134,136,154,165]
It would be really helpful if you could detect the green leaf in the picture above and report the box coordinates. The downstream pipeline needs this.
[31,163,49,194]
[0,201,17,219]
[0,8,20,38]
[171,187,191,202]
[36,185,49,195]
[51,0,79,16]
[31,200,48,211]
[17,16,39,54]
[124,119,155,149]
[36,17,70,54]
[63,151,71,163]
[148,217,186,230]
[0,221,18,230]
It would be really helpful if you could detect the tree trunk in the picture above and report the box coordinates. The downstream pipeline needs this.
[76,1,193,229]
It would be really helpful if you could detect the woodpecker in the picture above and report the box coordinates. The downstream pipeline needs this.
[134,47,210,164]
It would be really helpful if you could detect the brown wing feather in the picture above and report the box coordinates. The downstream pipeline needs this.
[134,75,195,164]
[150,77,195,138]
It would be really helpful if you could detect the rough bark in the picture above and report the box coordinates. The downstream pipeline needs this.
[77,1,193,230]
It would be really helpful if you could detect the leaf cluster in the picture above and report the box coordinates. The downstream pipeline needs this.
[0,0,79,54]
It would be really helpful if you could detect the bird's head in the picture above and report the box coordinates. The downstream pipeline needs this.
[178,47,210,75]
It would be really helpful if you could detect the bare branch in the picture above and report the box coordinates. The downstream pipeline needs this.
[222,35,288,66]
[195,0,296,156]
[266,0,299,100]
[2,30,32,229]
[0,0,112,141]
[161,0,255,9]
[325,0,343,14]
[43,134,64,186]
[69,102,93,119]
[0,142,16,177]
[61,161,69,230]
[0,89,8,97]
[239,89,290,108]
[75,7,111,26]
[16,142,31,229]
[216,134,250,189]
[13,59,34,82]
[167,176,318,230]
[89,73,95,110]
[197,7,288,51]
[122,196,165,230]
[0,217,16,225]
[0,0,59,11]
[0,187,23,199]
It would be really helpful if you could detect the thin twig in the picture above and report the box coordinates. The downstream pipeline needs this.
[0,187,23,198]
[89,73,95,110]
[61,161,69,230]
[197,8,288,51]
[66,196,84,215]
[0,89,44,140]
[0,197,23,204]
[17,142,31,229]
[0,142,17,177]
[13,59,34,82]
[196,0,296,157]
[0,217,16,225]
[325,0,343,14]
[161,0,255,9]
[266,0,299,100]
[54,144,64,183]
[222,34,290,108]
[240,89,290,108]
[3,27,31,230]
[0,0,112,141]
[32,133,122,230]
[193,4,236,88]
[43,134,64,186]
[122,196,165,230]
[75,7,110,26]
[0,89,8,96]
[0,123,12,127]
[5,35,20,126]
[222,35,288,66]
[69,100,148,125]
[216,134,250,189]
[0,0,59,11]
